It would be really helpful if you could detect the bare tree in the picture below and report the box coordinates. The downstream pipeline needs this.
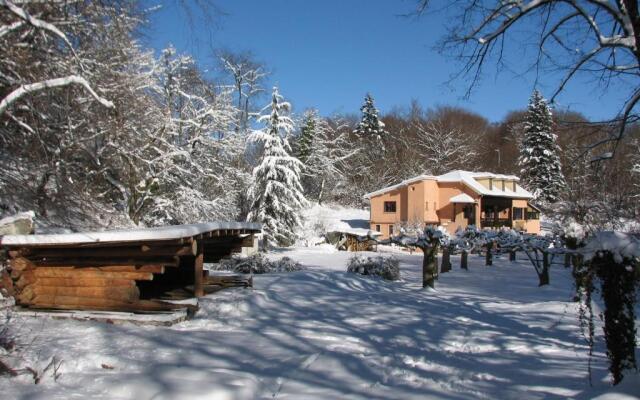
[413,119,479,175]
[218,49,268,133]
[415,0,640,158]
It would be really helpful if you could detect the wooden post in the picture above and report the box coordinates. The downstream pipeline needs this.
[194,243,204,297]
[539,251,550,286]
[485,241,493,266]
[441,246,451,273]
[461,250,468,270]
[510,250,516,262]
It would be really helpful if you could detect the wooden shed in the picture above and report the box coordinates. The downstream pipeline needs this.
[0,222,261,314]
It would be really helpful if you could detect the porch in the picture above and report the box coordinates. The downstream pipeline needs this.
[480,196,513,229]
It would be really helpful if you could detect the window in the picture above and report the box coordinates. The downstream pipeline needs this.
[489,178,493,190]
[501,180,505,191]
[513,208,524,220]
[463,205,473,219]
[384,201,396,213]
[425,201,429,211]
[375,225,381,232]
[389,225,394,236]
[527,209,540,220]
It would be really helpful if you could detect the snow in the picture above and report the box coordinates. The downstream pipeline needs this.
[2,246,638,399]
[364,170,533,200]
[0,222,261,246]
[0,211,35,227]
[297,203,371,245]
[449,193,475,204]
[581,231,640,263]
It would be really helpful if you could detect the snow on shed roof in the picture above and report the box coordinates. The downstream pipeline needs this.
[0,222,262,247]
[364,170,533,199]
[449,193,476,203]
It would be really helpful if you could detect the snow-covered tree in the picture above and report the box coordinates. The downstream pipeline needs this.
[295,110,358,204]
[517,90,566,203]
[296,111,316,163]
[354,93,387,145]
[413,120,478,175]
[247,87,307,247]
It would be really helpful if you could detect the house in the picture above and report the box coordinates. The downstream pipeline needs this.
[364,170,540,238]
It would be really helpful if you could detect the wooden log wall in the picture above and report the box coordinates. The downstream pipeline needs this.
[0,231,257,313]
[1,240,197,313]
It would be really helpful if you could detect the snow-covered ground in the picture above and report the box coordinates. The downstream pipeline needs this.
[2,244,639,399]
[1,205,639,399]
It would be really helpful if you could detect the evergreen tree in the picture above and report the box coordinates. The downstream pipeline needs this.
[354,93,387,144]
[247,87,307,248]
[296,110,316,163]
[517,90,566,203]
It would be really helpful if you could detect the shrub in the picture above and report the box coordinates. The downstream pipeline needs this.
[347,255,400,281]
[214,254,303,274]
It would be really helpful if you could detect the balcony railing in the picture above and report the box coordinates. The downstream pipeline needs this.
[480,218,512,229]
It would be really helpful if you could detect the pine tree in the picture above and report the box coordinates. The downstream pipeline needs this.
[247,87,307,248]
[354,93,387,144]
[517,90,566,203]
[296,110,316,164]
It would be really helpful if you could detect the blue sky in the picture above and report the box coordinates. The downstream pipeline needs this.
[144,0,622,122]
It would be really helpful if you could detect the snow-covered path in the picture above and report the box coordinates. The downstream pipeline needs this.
[2,247,638,399]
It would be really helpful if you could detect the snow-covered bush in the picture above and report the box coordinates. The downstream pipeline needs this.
[347,255,400,281]
[214,254,303,274]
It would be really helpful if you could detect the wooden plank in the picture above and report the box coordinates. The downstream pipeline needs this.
[19,277,136,289]
[27,285,140,302]
[4,238,187,250]
[194,247,204,297]
[15,244,197,259]
[26,269,153,281]
[19,265,164,274]
[0,269,14,296]
[25,257,178,268]
[27,299,196,313]
[9,257,34,272]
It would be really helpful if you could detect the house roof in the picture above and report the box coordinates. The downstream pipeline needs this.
[0,222,262,247]
[449,193,476,204]
[363,174,437,199]
[364,170,533,200]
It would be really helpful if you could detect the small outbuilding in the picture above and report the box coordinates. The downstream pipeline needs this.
[0,222,260,314]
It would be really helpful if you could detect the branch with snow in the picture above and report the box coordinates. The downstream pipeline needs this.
[0,76,114,116]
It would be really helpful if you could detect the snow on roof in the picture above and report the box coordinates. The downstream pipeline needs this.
[364,175,436,199]
[364,170,533,199]
[580,231,640,263]
[0,222,262,247]
[327,228,382,237]
[449,193,476,204]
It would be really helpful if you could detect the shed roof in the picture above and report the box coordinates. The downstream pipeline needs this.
[0,222,261,248]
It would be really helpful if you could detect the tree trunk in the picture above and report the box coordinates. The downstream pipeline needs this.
[421,243,439,288]
[441,246,451,273]
[485,241,493,266]
[461,250,468,270]
[539,251,550,286]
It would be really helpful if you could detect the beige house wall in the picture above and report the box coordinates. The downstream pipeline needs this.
[368,176,540,237]
[422,180,440,223]
[437,182,480,233]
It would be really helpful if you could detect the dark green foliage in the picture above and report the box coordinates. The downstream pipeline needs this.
[592,253,638,385]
